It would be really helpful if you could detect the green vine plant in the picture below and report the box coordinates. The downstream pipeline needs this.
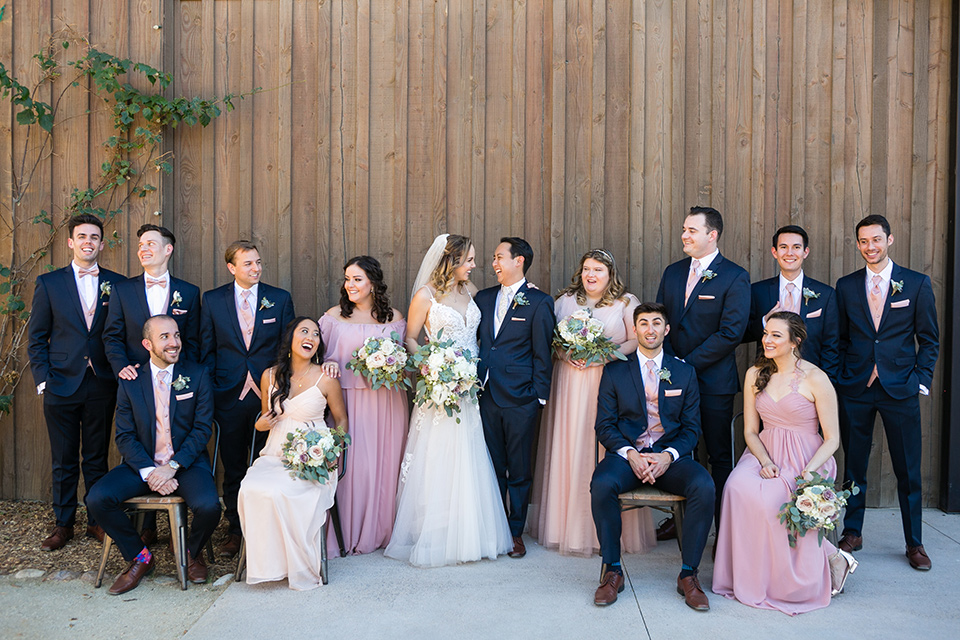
[0,24,258,413]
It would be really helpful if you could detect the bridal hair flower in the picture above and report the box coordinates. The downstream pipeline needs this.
[658,367,672,384]
[700,269,717,283]
[99,282,112,299]
[891,280,904,295]
[512,291,530,309]
[171,290,183,307]
[802,287,820,306]
[172,375,190,391]
[260,297,275,310]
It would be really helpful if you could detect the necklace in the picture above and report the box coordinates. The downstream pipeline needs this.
[292,370,310,389]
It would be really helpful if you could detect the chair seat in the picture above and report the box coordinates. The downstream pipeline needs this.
[123,494,186,506]
[618,486,686,504]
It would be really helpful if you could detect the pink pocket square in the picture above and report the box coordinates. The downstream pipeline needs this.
[697,295,715,300]
[805,308,822,319]
[510,317,526,322]
[175,392,194,401]
[262,317,277,324]
[664,389,682,397]
[171,308,187,315]
[101,301,109,306]
[890,299,910,309]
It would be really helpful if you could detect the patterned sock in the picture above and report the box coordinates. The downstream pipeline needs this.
[679,564,696,579]
[608,562,623,575]
[135,547,152,564]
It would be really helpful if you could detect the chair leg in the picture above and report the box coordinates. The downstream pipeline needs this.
[95,535,114,588]
[235,540,247,582]
[169,505,189,590]
[206,538,216,565]
[673,502,685,554]
[320,520,329,586]
[329,501,345,557]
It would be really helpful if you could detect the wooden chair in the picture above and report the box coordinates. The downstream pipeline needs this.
[95,420,220,591]
[235,418,347,586]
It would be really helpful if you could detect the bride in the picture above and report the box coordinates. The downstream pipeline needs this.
[384,234,513,567]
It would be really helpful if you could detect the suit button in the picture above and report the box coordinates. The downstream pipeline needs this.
[83,356,88,360]
[875,340,879,344]
[491,347,497,351]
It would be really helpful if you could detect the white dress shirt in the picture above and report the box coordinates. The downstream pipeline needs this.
[71,260,98,311]
[864,260,926,395]
[493,278,526,337]
[691,249,719,275]
[145,271,171,317]
[762,271,806,329]
[139,361,175,480]
[616,349,679,463]
[234,281,259,313]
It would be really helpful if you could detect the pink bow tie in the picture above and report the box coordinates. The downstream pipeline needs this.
[78,266,99,278]
[146,277,167,289]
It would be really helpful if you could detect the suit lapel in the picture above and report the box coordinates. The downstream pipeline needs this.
[168,364,180,435]
[681,254,723,319]
[853,268,875,334]
[877,263,901,333]
[494,282,524,343]
[134,274,152,320]
[61,267,89,330]
[628,352,645,407]
[139,369,158,453]
[250,285,265,347]
[225,284,245,348]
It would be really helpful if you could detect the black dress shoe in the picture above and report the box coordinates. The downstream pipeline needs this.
[656,517,677,541]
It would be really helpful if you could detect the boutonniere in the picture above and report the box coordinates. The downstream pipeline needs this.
[171,290,183,307]
[171,374,190,391]
[891,280,904,295]
[658,367,672,384]
[700,269,716,283]
[99,282,112,299]
[802,287,820,306]
[259,297,275,311]
[512,291,529,309]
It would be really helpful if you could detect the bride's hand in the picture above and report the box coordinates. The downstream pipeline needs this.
[321,361,340,379]
[759,461,780,479]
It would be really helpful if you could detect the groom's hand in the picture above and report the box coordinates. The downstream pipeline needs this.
[626,449,650,481]
[638,452,671,483]
[146,464,177,492]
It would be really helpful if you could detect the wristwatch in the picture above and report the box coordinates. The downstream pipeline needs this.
[168,460,181,471]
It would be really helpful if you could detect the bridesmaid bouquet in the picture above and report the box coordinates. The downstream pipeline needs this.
[346,331,411,391]
[778,472,859,548]
[407,329,480,422]
[552,308,628,365]
[280,421,351,484]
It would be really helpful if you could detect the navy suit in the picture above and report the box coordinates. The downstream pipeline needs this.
[836,264,939,547]
[27,265,123,528]
[200,282,294,533]
[656,253,750,519]
[475,281,555,536]
[87,361,221,560]
[745,275,840,381]
[590,354,714,568]
[103,274,201,375]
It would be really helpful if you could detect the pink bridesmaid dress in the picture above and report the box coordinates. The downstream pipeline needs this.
[319,313,409,556]
[529,293,655,556]
[712,372,838,615]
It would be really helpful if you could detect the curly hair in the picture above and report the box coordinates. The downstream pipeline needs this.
[753,311,807,393]
[430,234,472,296]
[270,317,324,414]
[556,249,626,307]
[339,255,394,324]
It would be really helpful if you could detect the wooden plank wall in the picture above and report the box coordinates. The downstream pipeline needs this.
[0,0,954,510]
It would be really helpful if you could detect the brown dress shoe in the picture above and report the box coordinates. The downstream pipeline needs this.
[140,528,158,548]
[187,551,208,584]
[108,556,154,595]
[838,533,862,553]
[220,533,242,558]
[594,570,625,606]
[677,573,710,611]
[41,526,74,551]
[508,536,526,558]
[85,524,105,543]
[656,517,678,541]
[906,545,931,571]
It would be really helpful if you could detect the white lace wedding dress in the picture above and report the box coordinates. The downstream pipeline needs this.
[384,293,512,567]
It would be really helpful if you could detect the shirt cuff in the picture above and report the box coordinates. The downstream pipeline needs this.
[617,446,634,460]
[37,382,45,395]
[538,399,546,406]
[919,384,929,396]
[664,447,679,462]
[139,467,156,481]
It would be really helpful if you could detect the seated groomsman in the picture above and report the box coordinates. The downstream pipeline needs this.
[87,315,221,594]
[655,206,749,536]
[200,240,294,558]
[745,225,839,381]
[835,215,939,570]
[104,223,201,544]
[591,303,715,610]
[27,214,123,550]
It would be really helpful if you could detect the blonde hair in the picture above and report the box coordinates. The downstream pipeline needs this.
[430,234,473,296]
[556,249,626,307]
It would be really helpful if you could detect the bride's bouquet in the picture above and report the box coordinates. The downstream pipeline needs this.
[407,329,480,422]
[346,330,411,391]
[552,308,628,365]
[280,421,350,484]
[778,472,859,547]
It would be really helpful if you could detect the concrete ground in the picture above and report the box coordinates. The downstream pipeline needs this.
[2,508,957,639]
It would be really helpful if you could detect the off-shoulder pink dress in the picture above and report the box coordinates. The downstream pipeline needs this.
[319,313,409,556]
[713,373,838,615]
[529,293,655,556]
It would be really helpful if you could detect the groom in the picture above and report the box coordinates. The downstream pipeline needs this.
[476,237,555,558]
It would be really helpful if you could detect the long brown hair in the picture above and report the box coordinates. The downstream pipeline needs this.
[556,249,626,307]
[430,234,472,296]
[339,256,394,324]
[754,311,806,392]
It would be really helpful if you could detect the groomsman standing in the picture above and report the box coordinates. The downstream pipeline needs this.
[103,223,201,544]
[656,207,750,533]
[27,214,124,550]
[200,240,294,557]
[835,215,939,570]
[745,225,839,381]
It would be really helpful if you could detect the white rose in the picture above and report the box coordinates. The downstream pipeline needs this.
[366,351,388,369]
[381,340,396,355]
[427,352,446,371]
[308,445,324,460]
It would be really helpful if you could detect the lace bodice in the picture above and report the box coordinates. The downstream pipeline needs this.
[426,296,481,355]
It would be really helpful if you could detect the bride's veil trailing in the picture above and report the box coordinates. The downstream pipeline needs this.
[411,234,449,299]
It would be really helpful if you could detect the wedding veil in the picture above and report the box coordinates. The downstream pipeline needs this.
[411,233,450,299]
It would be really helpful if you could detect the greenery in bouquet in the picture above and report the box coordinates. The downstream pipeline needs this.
[346,330,411,391]
[280,421,350,484]
[778,471,859,548]
[407,329,479,422]
[552,308,628,365]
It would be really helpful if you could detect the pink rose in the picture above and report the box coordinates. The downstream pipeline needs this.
[796,495,816,513]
